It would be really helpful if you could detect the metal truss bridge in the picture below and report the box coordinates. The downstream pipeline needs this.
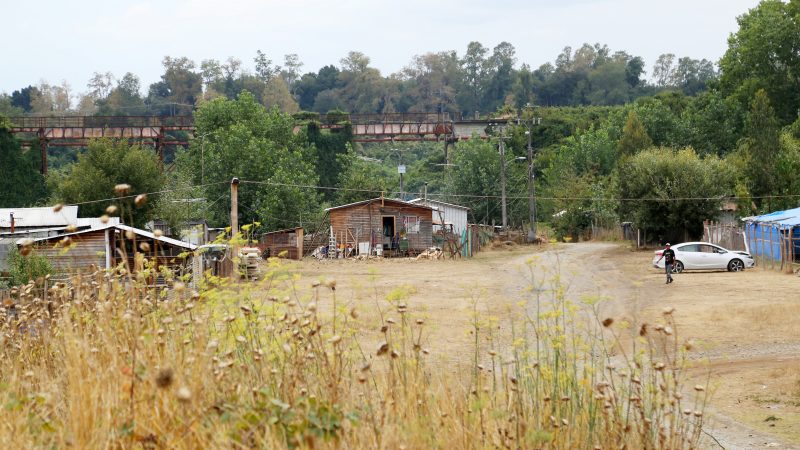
[7,113,507,173]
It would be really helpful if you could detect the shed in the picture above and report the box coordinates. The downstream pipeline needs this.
[258,227,303,260]
[743,207,800,267]
[325,198,433,256]
[408,198,470,236]
[26,224,197,277]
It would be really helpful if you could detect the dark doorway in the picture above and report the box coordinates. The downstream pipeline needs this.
[382,216,395,249]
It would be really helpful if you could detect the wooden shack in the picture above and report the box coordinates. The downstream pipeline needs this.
[326,198,433,256]
[258,227,303,260]
[27,224,196,277]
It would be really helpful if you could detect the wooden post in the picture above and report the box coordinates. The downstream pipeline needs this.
[230,178,240,239]
[230,177,240,279]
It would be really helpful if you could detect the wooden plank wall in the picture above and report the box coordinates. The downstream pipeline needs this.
[330,201,433,252]
[259,228,303,260]
[33,229,107,274]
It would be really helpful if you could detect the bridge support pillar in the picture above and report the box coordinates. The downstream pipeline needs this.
[38,128,48,174]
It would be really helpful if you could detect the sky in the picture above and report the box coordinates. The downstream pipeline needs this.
[0,0,761,96]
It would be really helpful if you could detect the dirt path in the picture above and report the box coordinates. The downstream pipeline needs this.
[289,242,799,448]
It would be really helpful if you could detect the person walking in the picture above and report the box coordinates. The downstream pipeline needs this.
[657,243,676,284]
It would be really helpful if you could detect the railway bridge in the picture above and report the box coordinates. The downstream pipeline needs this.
[7,113,508,173]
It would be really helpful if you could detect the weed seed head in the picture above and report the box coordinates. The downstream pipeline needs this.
[114,184,131,196]
[155,368,174,388]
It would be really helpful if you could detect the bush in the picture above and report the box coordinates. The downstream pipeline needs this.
[6,245,52,287]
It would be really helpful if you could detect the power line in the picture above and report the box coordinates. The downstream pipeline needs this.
[63,181,229,207]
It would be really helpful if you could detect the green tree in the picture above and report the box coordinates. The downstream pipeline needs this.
[617,110,652,156]
[52,138,164,223]
[740,89,781,208]
[179,91,321,231]
[618,147,734,242]
[335,148,395,205]
[718,0,800,124]
[0,124,47,207]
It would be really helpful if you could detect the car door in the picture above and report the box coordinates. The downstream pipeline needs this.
[694,244,718,269]
[702,244,730,269]
[676,244,700,269]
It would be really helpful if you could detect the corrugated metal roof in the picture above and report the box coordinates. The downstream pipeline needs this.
[0,206,78,228]
[743,207,800,227]
[407,198,471,211]
[30,224,197,250]
[325,198,433,212]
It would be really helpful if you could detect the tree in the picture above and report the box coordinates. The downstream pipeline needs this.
[52,138,164,224]
[178,91,321,230]
[0,125,47,207]
[618,147,734,242]
[147,56,202,115]
[335,148,395,205]
[617,110,652,156]
[262,78,299,113]
[10,86,40,113]
[459,41,489,115]
[718,0,800,124]
[652,53,676,87]
[740,89,780,207]
[254,50,279,82]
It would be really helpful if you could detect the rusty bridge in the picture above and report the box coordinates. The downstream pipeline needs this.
[7,113,507,173]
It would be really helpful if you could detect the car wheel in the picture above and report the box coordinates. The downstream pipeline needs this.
[728,259,744,272]
[673,261,684,273]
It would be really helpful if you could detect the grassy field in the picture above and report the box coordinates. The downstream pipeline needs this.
[0,243,709,449]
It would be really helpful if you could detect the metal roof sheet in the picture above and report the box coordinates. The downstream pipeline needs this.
[325,198,433,212]
[30,224,197,250]
[0,206,78,228]
[407,198,471,211]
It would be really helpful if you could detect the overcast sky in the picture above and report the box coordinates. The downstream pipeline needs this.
[1,0,761,95]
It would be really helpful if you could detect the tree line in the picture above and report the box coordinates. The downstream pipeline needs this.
[1,41,715,119]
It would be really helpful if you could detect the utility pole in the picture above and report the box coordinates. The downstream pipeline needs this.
[520,105,542,242]
[499,136,508,230]
[230,177,239,238]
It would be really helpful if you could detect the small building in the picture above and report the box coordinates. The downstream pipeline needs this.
[743,207,800,268]
[326,198,433,256]
[0,206,119,273]
[408,198,470,236]
[258,227,304,260]
[26,224,197,278]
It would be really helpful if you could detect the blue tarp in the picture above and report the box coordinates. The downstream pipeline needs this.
[744,207,800,261]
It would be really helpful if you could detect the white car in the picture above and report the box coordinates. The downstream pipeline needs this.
[652,242,755,273]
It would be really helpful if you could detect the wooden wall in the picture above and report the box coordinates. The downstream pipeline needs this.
[33,229,107,274]
[329,201,433,253]
[259,228,303,260]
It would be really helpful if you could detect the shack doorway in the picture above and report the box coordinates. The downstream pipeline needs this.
[382,216,396,250]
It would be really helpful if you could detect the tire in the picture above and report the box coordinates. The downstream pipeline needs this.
[673,261,684,273]
[728,258,745,272]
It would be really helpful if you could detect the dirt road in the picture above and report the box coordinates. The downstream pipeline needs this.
[290,242,799,449]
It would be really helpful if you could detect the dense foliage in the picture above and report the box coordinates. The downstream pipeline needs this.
[50,138,164,224]
[175,92,321,231]
[0,124,47,207]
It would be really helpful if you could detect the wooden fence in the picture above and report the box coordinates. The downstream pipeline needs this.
[702,221,747,252]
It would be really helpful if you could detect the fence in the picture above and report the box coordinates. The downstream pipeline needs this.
[702,220,747,252]
[745,222,800,273]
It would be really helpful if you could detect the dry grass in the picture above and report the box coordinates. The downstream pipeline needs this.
[0,246,712,450]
